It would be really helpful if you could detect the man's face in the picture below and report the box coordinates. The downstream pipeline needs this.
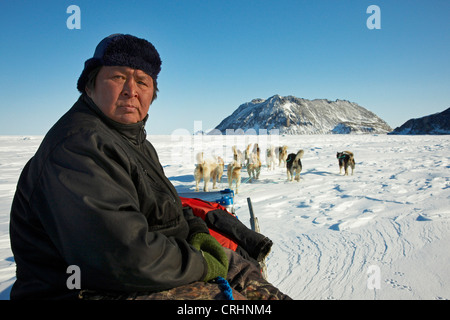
[86,66,154,124]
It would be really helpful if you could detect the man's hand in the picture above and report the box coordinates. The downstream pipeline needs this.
[190,233,229,282]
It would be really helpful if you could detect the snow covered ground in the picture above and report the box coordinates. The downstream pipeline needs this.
[0,134,449,300]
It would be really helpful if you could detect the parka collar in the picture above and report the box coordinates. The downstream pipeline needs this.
[81,94,148,145]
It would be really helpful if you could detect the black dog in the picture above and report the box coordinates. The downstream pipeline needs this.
[286,150,304,181]
[336,151,355,176]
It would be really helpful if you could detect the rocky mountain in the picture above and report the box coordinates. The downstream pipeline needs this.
[214,95,392,135]
[389,107,450,135]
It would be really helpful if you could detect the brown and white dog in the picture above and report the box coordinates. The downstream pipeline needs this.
[336,151,355,176]
[247,143,262,182]
[228,146,243,194]
[286,149,304,182]
[194,152,224,192]
[277,145,288,167]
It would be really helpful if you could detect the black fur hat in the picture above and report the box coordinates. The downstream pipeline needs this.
[77,34,162,93]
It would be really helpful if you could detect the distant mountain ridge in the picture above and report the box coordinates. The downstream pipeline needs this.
[389,107,450,135]
[214,95,392,135]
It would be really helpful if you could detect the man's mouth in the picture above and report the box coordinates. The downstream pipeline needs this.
[120,104,137,112]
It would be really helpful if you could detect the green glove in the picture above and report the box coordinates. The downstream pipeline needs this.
[190,233,229,282]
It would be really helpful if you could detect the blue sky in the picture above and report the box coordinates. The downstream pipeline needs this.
[0,0,449,135]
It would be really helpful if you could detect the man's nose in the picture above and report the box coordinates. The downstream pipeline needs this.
[122,78,138,98]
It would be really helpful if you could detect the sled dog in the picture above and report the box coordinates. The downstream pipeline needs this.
[227,146,244,193]
[232,145,244,165]
[247,144,262,182]
[277,145,288,167]
[336,151,355,176]
[286,149,304,182]
[266,145,277,171]
[244,143,253,167]
[194,152,224,192]
[227,159,242,194]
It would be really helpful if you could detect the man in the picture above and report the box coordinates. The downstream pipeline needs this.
[9,34,289,300]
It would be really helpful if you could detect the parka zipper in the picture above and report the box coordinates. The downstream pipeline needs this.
[138,125,147,153]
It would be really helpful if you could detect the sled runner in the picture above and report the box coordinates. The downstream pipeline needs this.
[179,189,270,279]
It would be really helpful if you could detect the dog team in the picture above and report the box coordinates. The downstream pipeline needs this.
[194,143,355,194]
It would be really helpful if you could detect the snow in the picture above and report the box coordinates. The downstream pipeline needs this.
[1,134,449,300]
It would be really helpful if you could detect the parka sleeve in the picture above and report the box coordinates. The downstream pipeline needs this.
[182,206,210,241]
[31,132,207,293]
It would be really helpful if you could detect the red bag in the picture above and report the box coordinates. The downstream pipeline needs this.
[180,197,238,251]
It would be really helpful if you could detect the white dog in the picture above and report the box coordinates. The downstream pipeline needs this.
[244,143,253,167]
[266,145,277,171]
[247,143,261,182]
[194,152,224,192]
[232,145,245,166]
[228,146,244,193]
